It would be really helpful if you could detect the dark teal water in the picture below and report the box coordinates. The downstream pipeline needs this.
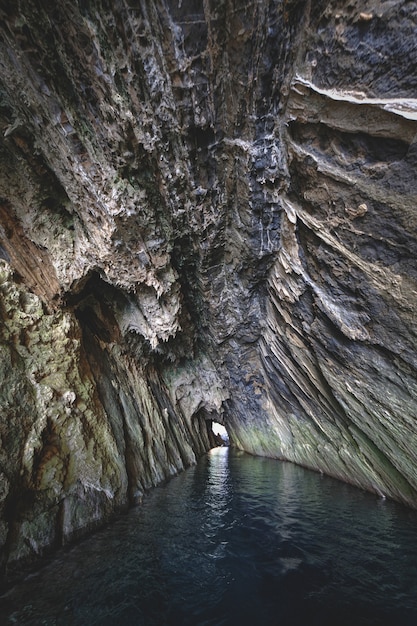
[2,447,417,625]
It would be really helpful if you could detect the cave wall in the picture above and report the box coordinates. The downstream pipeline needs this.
[0,0,416,573]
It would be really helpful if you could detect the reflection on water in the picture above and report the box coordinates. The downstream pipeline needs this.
[2,448,417,625]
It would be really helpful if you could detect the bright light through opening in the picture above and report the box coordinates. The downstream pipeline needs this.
[212,421,229,445]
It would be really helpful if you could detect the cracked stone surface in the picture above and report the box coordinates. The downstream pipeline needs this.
[0,0,416,576]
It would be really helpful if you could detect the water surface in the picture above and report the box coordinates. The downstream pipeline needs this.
[1,448,417,625]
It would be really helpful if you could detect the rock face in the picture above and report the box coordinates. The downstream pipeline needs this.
[0,0,416,574]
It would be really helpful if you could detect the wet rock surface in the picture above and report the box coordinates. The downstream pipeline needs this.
[0,0,416,576]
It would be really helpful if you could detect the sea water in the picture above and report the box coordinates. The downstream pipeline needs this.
[1,447,417,625]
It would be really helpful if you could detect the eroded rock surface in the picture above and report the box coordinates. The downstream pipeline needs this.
[0,0,416,575]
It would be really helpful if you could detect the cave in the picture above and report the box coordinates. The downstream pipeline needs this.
[0,2,417,616]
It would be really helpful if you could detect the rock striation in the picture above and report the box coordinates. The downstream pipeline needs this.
[0,0,416,575]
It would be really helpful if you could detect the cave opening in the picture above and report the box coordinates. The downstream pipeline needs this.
[211,421,230,447]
